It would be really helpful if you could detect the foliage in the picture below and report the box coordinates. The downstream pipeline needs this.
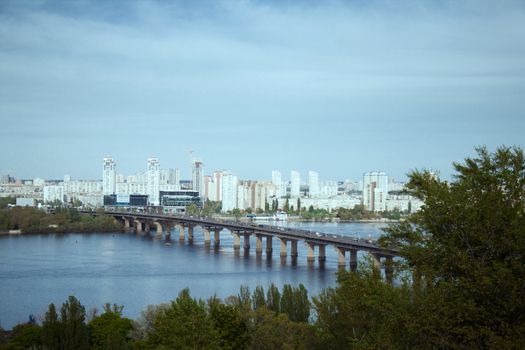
[380,145,525,348]
[300,208,333,221]
[336,205,378,221]
[0,197,15,209]
[88,304,132,350]
[0,207,122,233]
[145,289,218,349]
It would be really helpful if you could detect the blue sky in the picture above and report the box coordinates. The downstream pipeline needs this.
[1,0,524,182]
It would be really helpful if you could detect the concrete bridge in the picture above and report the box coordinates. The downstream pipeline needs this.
[87,210,399,282]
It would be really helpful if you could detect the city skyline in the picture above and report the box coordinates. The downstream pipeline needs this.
[1,1,524,180]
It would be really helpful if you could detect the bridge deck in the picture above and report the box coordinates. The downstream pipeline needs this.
[91,211,399,257]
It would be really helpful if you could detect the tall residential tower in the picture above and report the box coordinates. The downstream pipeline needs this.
[102,157,116,195]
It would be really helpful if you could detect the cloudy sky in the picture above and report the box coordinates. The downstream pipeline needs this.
[1,0,524,182]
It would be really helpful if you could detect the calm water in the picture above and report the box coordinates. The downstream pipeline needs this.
[0,222,386,329]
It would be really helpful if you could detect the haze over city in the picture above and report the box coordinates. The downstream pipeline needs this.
[1,0,524,181]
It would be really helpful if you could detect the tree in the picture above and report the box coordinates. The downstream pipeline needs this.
[380,146,525,348]
[41,303,60,349]
[4,323,42,349]
[252,286,266,311]
[146,289,218,349]
[208,299,249,350]
[297,198,301,213]
[88,304,132,350]
[266,283,281,314]
[186,203,199,216]
[59,296,89,350]
[283,199,289,212]
[280,284,310,323]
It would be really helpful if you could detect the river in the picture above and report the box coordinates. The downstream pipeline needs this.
[0,222,387,329]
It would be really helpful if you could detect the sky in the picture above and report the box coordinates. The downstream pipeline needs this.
[0,0,524,182]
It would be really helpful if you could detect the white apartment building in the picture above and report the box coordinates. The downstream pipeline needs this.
[44,185,65,203]
[192,160,204,197]
[147,158,160,206]
[102,157,116,195]
[363,171,388,212]
[308,171,319,198]
[221,172,238,212]
[290,170,301,198]
[271,171,285,198]
[320,181,338,197]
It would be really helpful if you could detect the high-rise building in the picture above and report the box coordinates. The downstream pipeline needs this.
[271,170,285,198]
[213,171,224,201]
[102,157,116,195]
[221,172,238,212]
[192,160,204,197]
[308,171,319,198]
[290,170,301,198]
[147,157,160,205]
[363,172,388,212]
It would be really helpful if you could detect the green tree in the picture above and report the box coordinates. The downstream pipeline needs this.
[279,284,309,323]
[252,286,266,311]
[186,203,199,216]
[380,146,525,348]
[266,283,281,314]
[3,323,42,350]
[60,296,89,350]
[146,289,218,349]
[41,303,60,350]
[208,299,249,350]
[283,199,289,213]
[297,198,301,213]
[88,304,132,350]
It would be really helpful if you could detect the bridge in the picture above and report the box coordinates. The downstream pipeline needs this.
[87,210,399,283]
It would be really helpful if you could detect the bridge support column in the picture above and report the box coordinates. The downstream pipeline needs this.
[279,238,287,257]
[350,249,358,272]
[266,236,273,256]
[154,222,163,237]
[144,222,150,234]
[134,220,142,234]
[306,243,315,262]
[179,225,185,241]
[164,223,172,239]
[214,229,221,246]
[255,235,263,254]
[232,233,240,250]
[187,225,194,243]
[123,218,131,232]
[370,252,381,271]
[290,240,298,258]
[318,244,326,262]
[243,234,251,254]
[385,256,394,285]
[203,228,211,245]
[336,247,346,266]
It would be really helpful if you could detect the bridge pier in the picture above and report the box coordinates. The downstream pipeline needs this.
[144,222,150,234]
[290,240,298,258]
[123,217,131,232]
[243,234,251,254]
[203,228,211,245]
[154,222,163,237]
[370,252,381,271]
[134,219,143,234]
[385,256,394,285]
[214,229,221,246]
[165,223,172,239]
[187,224,194,243]
[279,238,287,257]
[350,249,358,272]
[335,247,346,266]
[266,236,273,256]
[318,244,326,262]
[306,243,315,262]
[231,232,241,250]
[255,235,263,254]
[178,224,185,241]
